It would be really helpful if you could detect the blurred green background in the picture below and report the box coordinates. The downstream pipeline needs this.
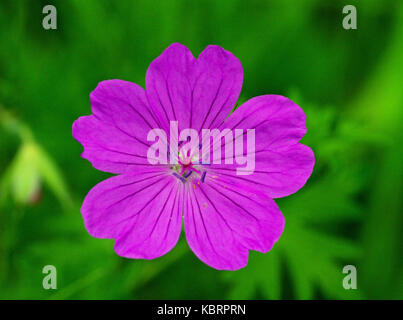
[0,0,402,299]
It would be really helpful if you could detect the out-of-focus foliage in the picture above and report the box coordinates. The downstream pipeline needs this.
[0,0,402,299]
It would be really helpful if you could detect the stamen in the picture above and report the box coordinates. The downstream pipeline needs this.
[172,172,185,183]
[191,167,202,175]
[201,171,207,183]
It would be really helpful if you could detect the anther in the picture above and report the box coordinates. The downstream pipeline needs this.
[172,172,185,183]
[200,171,207,183]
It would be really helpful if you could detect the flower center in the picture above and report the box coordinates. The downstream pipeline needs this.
[171,152,207,185]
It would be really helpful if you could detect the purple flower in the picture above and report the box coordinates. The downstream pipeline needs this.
[72,43,314,270]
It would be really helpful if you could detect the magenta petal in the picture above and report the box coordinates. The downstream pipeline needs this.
[73,115,161,174]
[146,43,197,132]
[72,80,166,174]
[90,79,164,139]
[81,169,183,259]
[214,94,315,198]
[184,179,284,270]
[223,95,308,149]
[211,144,314,199]
[190,45,243,132]
[146,43,243,132]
